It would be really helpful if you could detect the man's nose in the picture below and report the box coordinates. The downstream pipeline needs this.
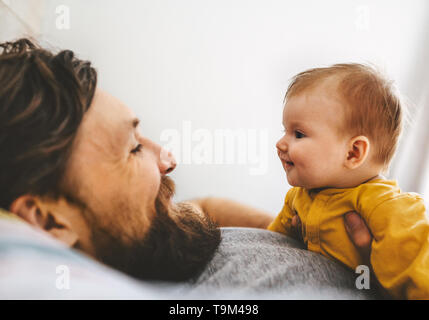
[159,148,177,175]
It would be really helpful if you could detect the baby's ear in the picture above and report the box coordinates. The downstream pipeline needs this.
[344,136,370,169]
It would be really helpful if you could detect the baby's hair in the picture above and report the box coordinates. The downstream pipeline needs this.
[285,63,402,170]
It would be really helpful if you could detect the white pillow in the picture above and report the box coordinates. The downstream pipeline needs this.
[0,211,182,299]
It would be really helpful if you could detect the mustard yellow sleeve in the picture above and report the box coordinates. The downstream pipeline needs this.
[267,188,300,240]
[366,194,429,299]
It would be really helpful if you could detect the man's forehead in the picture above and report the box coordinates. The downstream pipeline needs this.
[74,89,139,159]
[88,89,137,129]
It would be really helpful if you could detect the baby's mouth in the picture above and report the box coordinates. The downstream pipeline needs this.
[278,151,294,167]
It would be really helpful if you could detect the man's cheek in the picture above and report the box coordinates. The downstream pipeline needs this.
[143,175,162,210]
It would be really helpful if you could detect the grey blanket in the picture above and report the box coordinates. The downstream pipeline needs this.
[185,227,379,299]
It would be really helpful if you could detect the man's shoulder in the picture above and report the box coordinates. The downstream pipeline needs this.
[220,227,304,248]
[191,227,378,299]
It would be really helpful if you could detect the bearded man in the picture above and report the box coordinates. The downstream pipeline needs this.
[0,39,373,294]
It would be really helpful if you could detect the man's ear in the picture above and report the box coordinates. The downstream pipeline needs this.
[344,135,370,169]
[9,195,79,247]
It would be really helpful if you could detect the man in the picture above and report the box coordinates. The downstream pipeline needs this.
[0,39,373,292]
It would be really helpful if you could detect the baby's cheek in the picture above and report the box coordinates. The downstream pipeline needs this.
[290,144,311,166]
[299,147,325,175]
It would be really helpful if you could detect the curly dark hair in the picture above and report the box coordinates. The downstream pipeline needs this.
[0,38,97,210]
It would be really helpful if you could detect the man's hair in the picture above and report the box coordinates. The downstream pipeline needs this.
[0,38,97,210]
[285,63,403,169]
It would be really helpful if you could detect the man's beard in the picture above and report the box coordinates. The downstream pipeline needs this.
[78,176,221,282]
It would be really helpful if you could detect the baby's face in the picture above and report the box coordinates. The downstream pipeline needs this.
[277,84,350,189]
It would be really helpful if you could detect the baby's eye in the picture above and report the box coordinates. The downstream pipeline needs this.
[295,131,305,139]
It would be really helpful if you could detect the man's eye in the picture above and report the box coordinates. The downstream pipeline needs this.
[131,144,143,154]
[295,131,305,139]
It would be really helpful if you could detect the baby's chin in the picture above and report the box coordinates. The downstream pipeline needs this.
[285,172,301,187]
[286,173,318,189]
[284,165,319,189]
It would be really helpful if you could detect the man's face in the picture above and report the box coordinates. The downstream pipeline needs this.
[61,89,220,281]
[64,89,174,242]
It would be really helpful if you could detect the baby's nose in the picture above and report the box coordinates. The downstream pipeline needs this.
[276,137,288,152]
[159,148,177,175]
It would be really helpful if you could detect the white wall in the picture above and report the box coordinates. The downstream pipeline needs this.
[0,0,46,40]
[2,0,428,214]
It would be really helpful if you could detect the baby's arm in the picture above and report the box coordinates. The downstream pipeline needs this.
[366,195,429,299]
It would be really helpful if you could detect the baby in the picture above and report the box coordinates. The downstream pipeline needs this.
[268,63,429,299]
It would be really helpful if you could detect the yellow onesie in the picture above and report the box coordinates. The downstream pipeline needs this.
[268,178,429,299]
